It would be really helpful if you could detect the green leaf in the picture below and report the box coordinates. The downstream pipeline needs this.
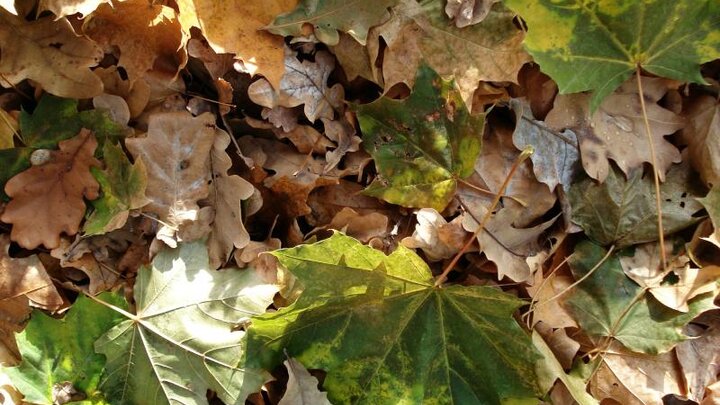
[84,142,149,235]
[503,0,720,111]
[0,147,32,201]
[5,293,127,405]
[19,94,126,149]
[568,163,704,248]
[246,233,541,405]
[267,0,398,45]
[563,241,716,354]
[94,241,278,405]
[355,64,483,211]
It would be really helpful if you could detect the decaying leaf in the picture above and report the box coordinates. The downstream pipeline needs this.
[125,112,215,247]
[279,358,332,405]
[267,0,398,46]
[247,233,542,404]
[176,0,298,88]
[83,0,187,84]
[95,241,278,404]
[249,49,344,123]
[677,323,720,403]
[1,130,100,249]
[569,163,703,248]
[681,95,720,186]
[356,64,483,211]
[546,78,684,182]
[0,9,103,98]
[504,0,720,111]
[5,294,126,405]
[564,241,715,354]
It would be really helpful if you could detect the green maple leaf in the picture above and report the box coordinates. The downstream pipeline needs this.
[84,142,149,235]
[246,233,541,405]
[267,0,398,46]
[94,241,278,405]
[568,163,704,248]
[19,94,126,149]
[503,0,720,111]
[564,241,716,354]
[355,64,483,211]
[5,293,127,405]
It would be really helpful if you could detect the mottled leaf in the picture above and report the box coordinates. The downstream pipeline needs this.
[356,64,483,211]
[246,233,541,405]
[564,241,716,354]
[95,241,278,405]
[503,0,720,111]
[568,163,703,248]
[5,294,127,405]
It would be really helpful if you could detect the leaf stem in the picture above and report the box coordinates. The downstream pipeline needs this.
[435,146,533,286]
[636,68,667,271]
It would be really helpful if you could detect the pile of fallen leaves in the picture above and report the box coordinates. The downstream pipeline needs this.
[1,0,719,404]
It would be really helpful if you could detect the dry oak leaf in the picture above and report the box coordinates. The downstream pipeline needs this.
[527,269,578,329]
[677,324,720,402]
[38,0,110,18]
[207,128,255,269]
[401,208,468,262]
[546,77,684,183]
[316,207,389,243]
[248,49,343,123]
[680,95,720,187]
[50,238,119,295]
[83,0,187,85]
[176,0,298,89]
[125,112,215,247]
[1,130,100,249]
[0,9,103,98]
[445,0,499,27]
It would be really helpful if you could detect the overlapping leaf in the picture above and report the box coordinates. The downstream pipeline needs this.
[356,65,483,211]
[95,241,278,405]
[246,233,541,405]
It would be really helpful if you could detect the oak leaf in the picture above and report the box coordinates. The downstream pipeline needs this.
[445,0,499,27]
[0,9,103,98]
[546,78,684,182]
[38,0,109,18]
[126,112,215,247]
[279,358,332,405]
[1,130,100,249]
[176,0,298,89]
[676,324,720,402]
[680,95,720,186]
[401,208,467,261]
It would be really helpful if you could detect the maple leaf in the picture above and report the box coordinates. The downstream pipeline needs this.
[267,0,398,46]
[246,233,542,404]
[564,241,716,354]
[532,332,597,405]
[676,325,720,402]
[84,142,149,235]
[5,294,126,405]
[38,0,109,18]
[0,9,103,98]
[82,0,186,84]
[125,111,215,247]
[545,77,684,182]
[356,64,483,211]
[569,163,703,248]
[1,130,100,249]
[176,0,298,89]
[503,0,720,111]
[95,241,278,405]
[248,49,344,123]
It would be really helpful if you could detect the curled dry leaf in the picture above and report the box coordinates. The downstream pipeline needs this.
[125,112,215,247]
[546,77,684,182]
[1,130,100,249]
[401,208,467,261]
[445,0,500,27]
[234,238,281,284]
[38,0,109,18]
[677,324,720,402]
[321,117,361,172]
[0,10,103,98]
[248,49,343,123]
[680,95,720,187]
[278,358,332,405]
[50,238,119,295]
[83,0,187,84]
[317,207,389,243]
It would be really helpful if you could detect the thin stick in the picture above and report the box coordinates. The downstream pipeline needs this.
[636,68,667,271]
[434,146,534,286]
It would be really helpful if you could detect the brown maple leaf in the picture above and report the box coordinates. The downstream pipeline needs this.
[1,130,100,249]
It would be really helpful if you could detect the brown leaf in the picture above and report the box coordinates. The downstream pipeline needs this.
[207,129,255,269]
[527,269,578,329]
[0,10,103,98]
[679,95,720,187]
[125,112,215,247]
[677,324,720,402]
[1,130,100,249]
[176,0,298,89]
[445,0,500,27]
[234,238,281,285]
[38,0,109,18]
[306,180,393,227]
[50,238,119,295]
[546,77,684,182]
[83,0,187,84]
[322,117,361,172]
[401,208,467,261]
[318,207,389,243]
